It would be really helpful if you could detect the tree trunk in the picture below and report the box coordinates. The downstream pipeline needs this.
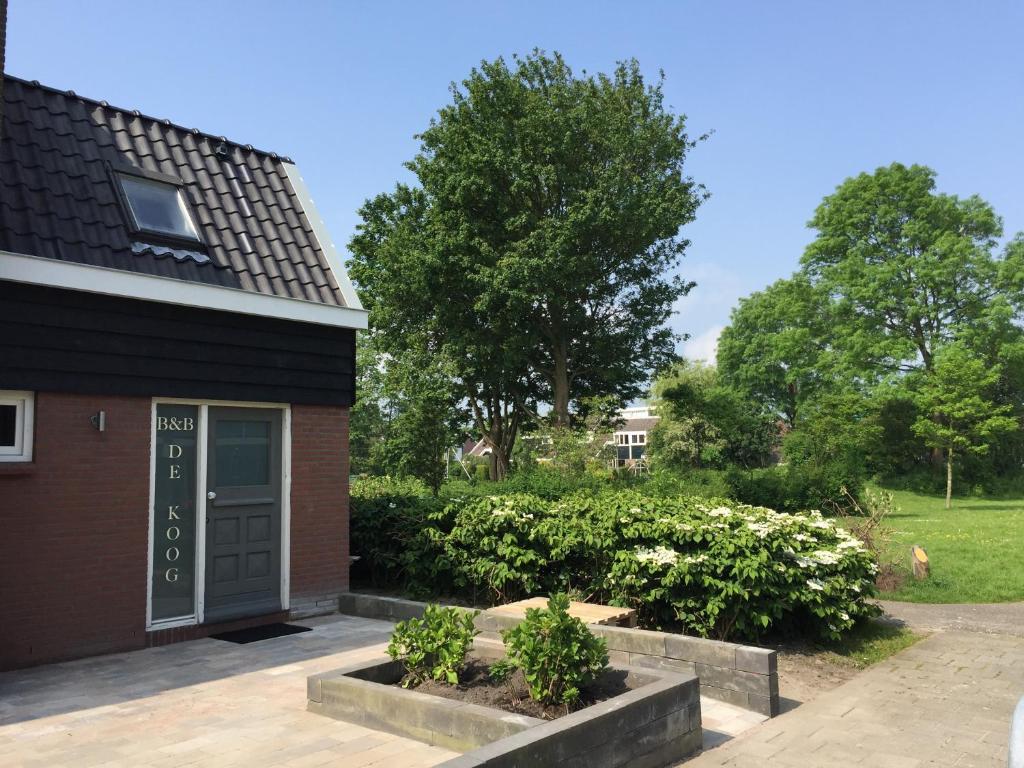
[945,447,953,510]
[488,446,510,481]
[551,342,571,428]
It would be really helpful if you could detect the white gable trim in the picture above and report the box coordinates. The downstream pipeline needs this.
[0,250,368,329]
[282,162,364,311]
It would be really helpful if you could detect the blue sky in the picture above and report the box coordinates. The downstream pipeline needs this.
[7,1,1023,361]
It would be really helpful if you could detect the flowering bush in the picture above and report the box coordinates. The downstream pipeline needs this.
[601,493,877,640]
[351,483,878,641]
[444,494,552,603]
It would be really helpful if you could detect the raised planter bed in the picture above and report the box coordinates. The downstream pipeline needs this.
[338,592,781,716]
[307,646,703,768]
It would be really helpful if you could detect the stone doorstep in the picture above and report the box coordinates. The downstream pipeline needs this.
[308,655,702,768]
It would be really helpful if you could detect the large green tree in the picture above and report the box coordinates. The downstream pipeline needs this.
[349,51,704,476]
[801,163,1020,375]
[911,343,1017,507]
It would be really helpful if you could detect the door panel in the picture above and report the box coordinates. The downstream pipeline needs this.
[204,407,283,623]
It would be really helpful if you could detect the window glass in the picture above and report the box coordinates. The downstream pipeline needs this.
[215,420,270,486]
[152,404,198,622]
[120,175,199,240]
[0,392,32,461]
[0,405,15,447]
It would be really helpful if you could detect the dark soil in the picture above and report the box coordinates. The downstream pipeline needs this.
[406,658,630,720]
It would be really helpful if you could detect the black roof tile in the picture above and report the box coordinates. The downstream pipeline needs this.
[0,76,345,307]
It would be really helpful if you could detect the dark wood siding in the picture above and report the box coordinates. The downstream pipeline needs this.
[0,281,356,405]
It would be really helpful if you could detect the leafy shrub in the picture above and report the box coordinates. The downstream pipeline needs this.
[350,476,447,589]
[635,468,733,499]
[725,462,864,515]
[493,594,608,706]
[387,604,479,687]
[354,481,879,642]
[444,494,552,603]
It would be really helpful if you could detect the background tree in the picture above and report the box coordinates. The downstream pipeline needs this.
[348,332,388,476]
[348,333,465,493]
[649,360,776,469]
[911,344,1017,508]
[717,276,832,428]
[350,50,705,477]
[801,162,1017,376]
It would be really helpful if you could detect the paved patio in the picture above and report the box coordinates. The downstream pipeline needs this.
[685,630,1024,767]
[0,614,761,767]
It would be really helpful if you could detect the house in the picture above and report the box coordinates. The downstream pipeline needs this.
[609,405,659,468]
[0,12,366,669]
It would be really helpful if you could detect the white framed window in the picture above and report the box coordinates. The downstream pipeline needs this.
[0,391,35,462]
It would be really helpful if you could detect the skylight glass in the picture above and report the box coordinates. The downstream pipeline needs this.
[119,175,200,241]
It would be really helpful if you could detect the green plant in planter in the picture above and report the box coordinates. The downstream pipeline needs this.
[492,594,609,706]
[387,604,479,687]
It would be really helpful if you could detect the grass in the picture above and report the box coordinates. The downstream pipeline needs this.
[816,619,923,669]
[866,489,1024,604]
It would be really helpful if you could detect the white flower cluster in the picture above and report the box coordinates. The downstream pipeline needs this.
[806,579,825,591]
[707,507,732,517]
[837,538,865,551]
[636,546,680,566]
[812,550,842,566]
[683,553,709,565]
[746,522,773,539]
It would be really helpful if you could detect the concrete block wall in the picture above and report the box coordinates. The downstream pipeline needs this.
[337,593,780,717]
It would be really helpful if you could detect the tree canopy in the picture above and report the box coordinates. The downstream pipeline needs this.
[715,162,1024,496]
[349,50,705,477]
[801,162,1020,375]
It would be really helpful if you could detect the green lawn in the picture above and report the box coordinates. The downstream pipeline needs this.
[817,619,923,669]
[868,490,1024,603]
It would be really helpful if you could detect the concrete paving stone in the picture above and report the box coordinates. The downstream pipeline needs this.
[685,630,1024,768]
[0,615,460,768]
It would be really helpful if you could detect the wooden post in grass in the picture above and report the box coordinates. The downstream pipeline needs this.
[911,545,930,580]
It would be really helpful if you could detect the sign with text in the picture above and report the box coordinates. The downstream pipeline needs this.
[152,404,198,621]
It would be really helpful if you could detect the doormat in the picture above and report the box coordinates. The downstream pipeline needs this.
[209,623,313,644]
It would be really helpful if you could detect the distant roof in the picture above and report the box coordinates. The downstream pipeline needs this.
[0,76,352,308]
[619,417,659,433]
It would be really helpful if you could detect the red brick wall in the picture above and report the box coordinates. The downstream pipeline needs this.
[289,405,350,600]
[0,396,351,670]
[0,393,152,669]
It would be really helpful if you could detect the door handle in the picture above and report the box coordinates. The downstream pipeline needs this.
[207,490,217,500]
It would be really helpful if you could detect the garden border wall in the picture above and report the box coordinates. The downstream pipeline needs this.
[337,592,779,716]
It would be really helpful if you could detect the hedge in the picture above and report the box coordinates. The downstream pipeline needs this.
[350,477,878,642]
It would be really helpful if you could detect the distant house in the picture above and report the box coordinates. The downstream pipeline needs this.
[609,405,659,468]
[460,404,660,471]
[0,15,366,669]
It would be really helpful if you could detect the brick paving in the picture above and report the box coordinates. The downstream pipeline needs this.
[0,613,762,766]
[0,615,458,767]
[683,630,1024,767]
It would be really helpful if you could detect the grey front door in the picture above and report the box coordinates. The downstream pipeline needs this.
[204,407,283,623]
